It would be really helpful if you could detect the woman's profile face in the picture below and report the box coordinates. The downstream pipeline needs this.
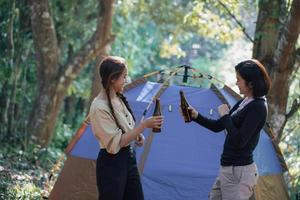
[236,72,252,97]
[111,67,128,93]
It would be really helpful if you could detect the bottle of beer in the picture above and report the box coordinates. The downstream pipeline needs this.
[180,90,192,123]
[152,98,162,133]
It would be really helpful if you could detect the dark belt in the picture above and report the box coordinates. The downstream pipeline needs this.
[100,145,134,154]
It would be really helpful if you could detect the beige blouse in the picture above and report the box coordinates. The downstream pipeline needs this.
[89,90,135,154]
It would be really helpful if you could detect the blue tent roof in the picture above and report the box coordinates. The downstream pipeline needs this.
[70,81,283,200]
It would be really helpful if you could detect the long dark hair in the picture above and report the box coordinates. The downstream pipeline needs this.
[99,56,136,133]
[235,59,271,98]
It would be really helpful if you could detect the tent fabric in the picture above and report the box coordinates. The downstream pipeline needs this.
[71,82,283,175]
[49,156,97,200]
[50,81,289,200]
[49,157,289,200]
[254,174,289,200]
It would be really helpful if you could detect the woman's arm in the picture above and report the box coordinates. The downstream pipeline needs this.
[188,100,242,133]
[193,112,225,132]
[91,106,163,154]
[119,116,163,147]
[184,105,225,132]
[220,102,266,148]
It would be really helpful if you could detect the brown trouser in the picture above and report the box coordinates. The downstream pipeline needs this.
[209,163,258,200]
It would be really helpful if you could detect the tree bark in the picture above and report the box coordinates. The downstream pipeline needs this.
[253,0,300,140]
[0,81,9,138]
[89,56,105,108]
[27,0,114,146]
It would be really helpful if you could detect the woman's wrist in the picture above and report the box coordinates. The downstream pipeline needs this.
[137,122,146,133]
[192,111,198,119]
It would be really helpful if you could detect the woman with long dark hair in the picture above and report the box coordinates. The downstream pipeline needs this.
[90,56,164,200]
[183,59,271,200]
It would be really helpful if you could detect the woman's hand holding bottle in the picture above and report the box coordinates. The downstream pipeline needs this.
[179,105,198,120]
[141,116,164,129]
[218,104,230,117]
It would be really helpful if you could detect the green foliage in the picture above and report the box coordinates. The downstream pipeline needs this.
[184,0,242,43]
[111,0,237,79]
[54,112,84,149]
[111,16,164,76]
[50,0,98,64]
[280,69,300,197]
[0,0,36,139]
[0,133,66,199]
[67,62,93,99]
[2,183,42,200]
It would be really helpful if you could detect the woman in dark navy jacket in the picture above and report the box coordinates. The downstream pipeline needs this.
[185,59,271,200]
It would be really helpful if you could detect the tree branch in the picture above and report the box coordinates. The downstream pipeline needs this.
[286,96,300,120]
[58,0,114,90]
[273,0,300,70]
[294,47,300,72]
[216,0,254,43]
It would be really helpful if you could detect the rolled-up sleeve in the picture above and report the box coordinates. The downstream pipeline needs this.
[90,108,123,154]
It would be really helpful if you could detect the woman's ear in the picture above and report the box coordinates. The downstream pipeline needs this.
[248,82,253,89]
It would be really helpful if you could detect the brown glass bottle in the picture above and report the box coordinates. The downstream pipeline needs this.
[180,90,192,123]
[152,98,162,133]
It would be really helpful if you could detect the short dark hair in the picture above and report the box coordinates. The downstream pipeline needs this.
[235,59,271,97]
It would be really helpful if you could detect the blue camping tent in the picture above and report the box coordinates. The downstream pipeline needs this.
[49,68,289,200]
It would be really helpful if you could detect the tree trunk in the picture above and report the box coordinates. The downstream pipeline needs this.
[27,0,115,146]
[253,0,300,140]
[64,95,77,125]
[0,81,10,139]
[89,56,105,108]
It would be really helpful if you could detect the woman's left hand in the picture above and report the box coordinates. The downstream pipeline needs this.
[135,134,145,147]
[218,104,230,117]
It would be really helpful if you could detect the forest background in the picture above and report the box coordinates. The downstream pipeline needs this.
[0,0,299,199]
